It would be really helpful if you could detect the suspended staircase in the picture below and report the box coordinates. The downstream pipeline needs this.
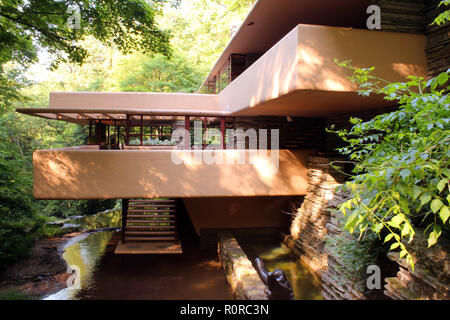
[115,198,182,254]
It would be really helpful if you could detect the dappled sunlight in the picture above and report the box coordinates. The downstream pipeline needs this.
[323,78,349,91]
[392,63,427,78]
[34,149,310,199]
[252,153,278,181]
[299,47,324,67]
[220,26,299,112]
[290,165,339,239]
[298,41,354,92]
[234,256,255,282]
[222,25,426,117]
[257,245,290,261]
[290,208,302,238]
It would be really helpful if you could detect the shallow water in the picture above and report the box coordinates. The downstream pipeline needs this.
[45,231,115,300]
[239,239,323,300]
[45,231,232,300]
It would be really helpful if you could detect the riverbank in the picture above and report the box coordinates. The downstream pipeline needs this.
[0,231,84,299]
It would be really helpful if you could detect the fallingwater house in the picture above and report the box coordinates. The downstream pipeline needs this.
[16,0,449,299]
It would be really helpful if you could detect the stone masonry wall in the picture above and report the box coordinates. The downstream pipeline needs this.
[371,0,449,78]
[322,192,368,300]
[384,230,450,299]
[284,156,346,277]
[218,232,268,300]
[424,0,450,78]
[373,0,427,34]
[285,157,449,300]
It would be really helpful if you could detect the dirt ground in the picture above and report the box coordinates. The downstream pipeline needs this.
[0,232,83,298]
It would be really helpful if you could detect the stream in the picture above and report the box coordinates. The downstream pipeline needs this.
[44,210,232,300]
[238,237,323,300]
[44,210,322,300]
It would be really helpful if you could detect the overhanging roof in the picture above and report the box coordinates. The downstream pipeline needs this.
[201,0,371,87]
[16,92,225,124]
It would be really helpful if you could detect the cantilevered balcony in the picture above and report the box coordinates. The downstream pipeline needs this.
[218,24,427,117]
[33,147,313,200]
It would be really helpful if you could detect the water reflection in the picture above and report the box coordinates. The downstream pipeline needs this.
[45,231,114,300]
[44,230,232,300]
[239,239,323,300]
[62,209,121,231]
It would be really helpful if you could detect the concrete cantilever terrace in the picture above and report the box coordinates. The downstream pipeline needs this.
[18,24,427,122]
[16,24,427,201]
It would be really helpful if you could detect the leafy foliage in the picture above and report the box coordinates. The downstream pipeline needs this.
[158,0,255,69]
[119,53,204,93]
[0,0,172,67]
[331,61,450,270]
[432,1,450,26]
[325,209,381,293]
[0,0,175,114]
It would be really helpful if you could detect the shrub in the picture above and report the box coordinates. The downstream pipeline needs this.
[330,62,449,270]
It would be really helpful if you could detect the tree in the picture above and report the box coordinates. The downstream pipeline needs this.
[118,53,204,93]
[330,0,450,270]
[158,0,254,70]
[0,0,173,66]
[0,0,175,113]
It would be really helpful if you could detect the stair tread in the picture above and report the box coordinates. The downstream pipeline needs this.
[124,237,177,241]
[125,219,174,223]
[126,225,175,229]
[129,204,175,208]
[129,209,175,213]
[122,198,178,244]
[130,200,175,203]
[125,231,175,236]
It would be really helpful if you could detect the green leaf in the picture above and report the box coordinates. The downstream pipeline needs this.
[389,214,404,229]
[420,194,432,206]
[399,169,411,180]
[428,224,442,247]
[401,223,411,237]
[384,234,394,243]
[345,212,358,233]
[411,185,422,201]
[390,242,400,250]
[439,206,450,224]
[373,223,384,233]
[437,179,447,193]
[437,71,449,86]
[443,168,450,179]
[431,198,443,213]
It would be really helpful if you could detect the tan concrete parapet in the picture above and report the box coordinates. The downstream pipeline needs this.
[33,148,314,199]
[219,24,427,116]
